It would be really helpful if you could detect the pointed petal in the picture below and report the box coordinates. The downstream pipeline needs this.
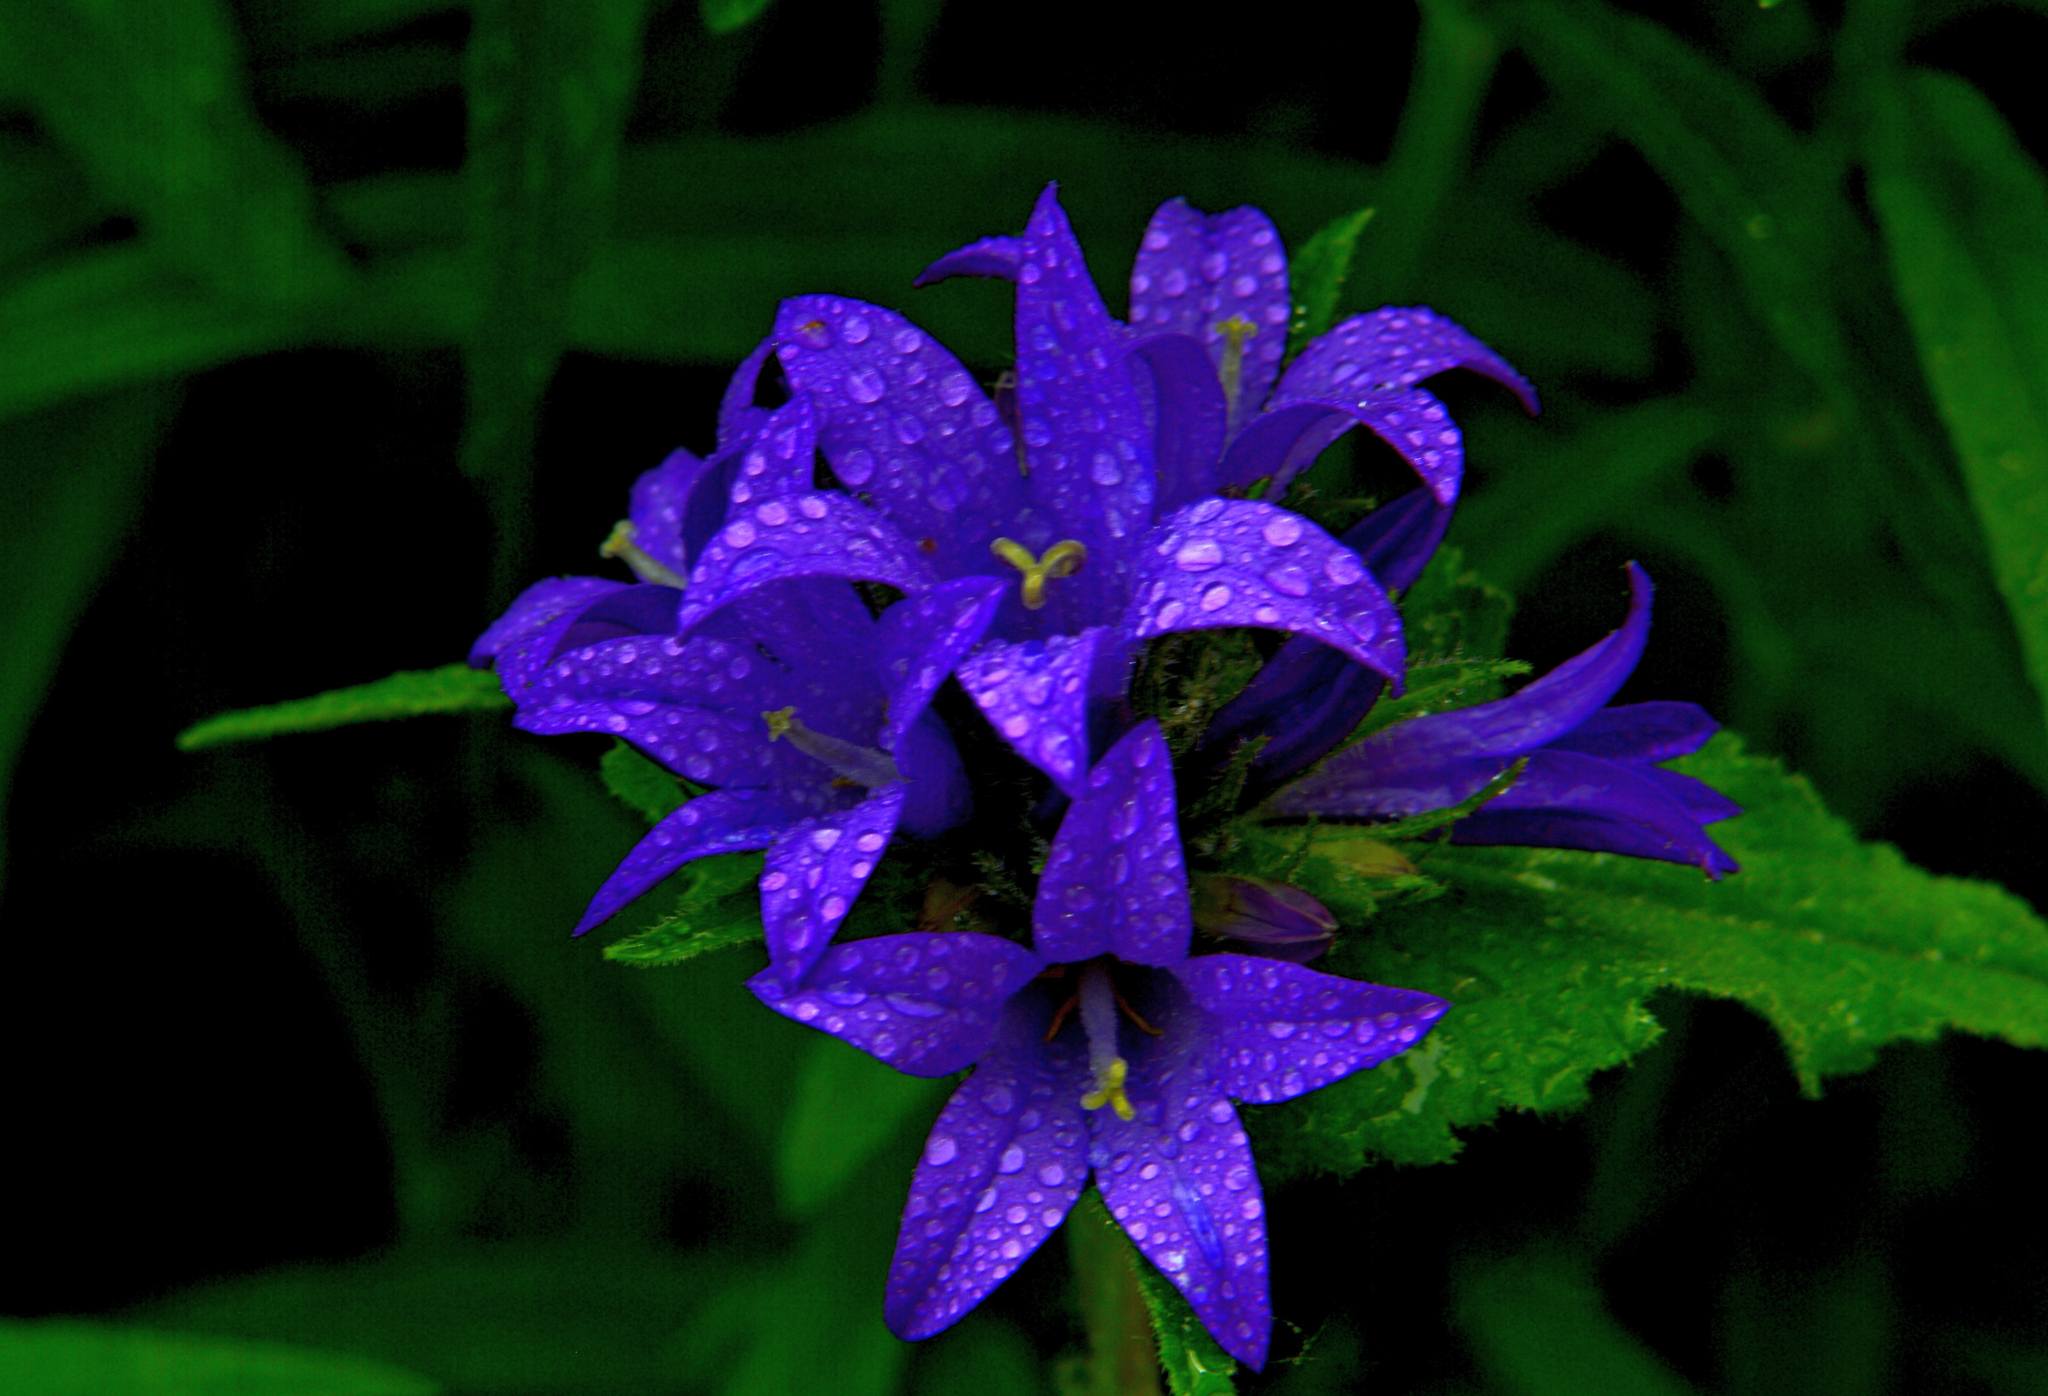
[956,627,1128,796]
[573,788,803,935]
[1279,306,1537,415]
[1275,562,1652,818]
[717,336,777,446]
[1128,332,1227,513]
[1450,749,1738,876]
[913,233,1024,286]
[774,295,1026,578]
[1127,498,1405,691]
[1174,953,1449,1103]
[714,579,884,701]
[761,785,907,981]
[1199,490,1443,785]
[626,396,818,576]
[872,577,1007,753]
[892,711,974,839]
[515,700,814,793]
[1128,199,1291,420]
[720,394,822,511]
[627,447,722,577]
[1546,700,1718,763]
[673,490,937,637]
[1642,766,1744,825]
[1262,749,1505,820]
[747,932,1044,1075]
[1220,386,1466,504]
[1091,984,1270,1370]
[886,1002,1091,1341]
[1033,721,1191,967]
[1202,646,1384,795]
[1340,486,1453,593]
[1014,185,1155,570]
[471,576,629,682]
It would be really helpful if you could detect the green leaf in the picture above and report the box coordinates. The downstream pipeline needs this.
[1496,0,1851,394]
[776,1036,945,1216]
[176,665,509,751]
[1,386,174,892]
[1133,1247,1238,1396]
[601,850,764,966]
[0,1,348,305]
[701,0,776,33]
[598,741,692,824]
[1456,1248,1696,1396]
[1449,397,1723,594]
[675,1149,909,1396]
[1362,0,1496,299]
[1285,208,1373,358]
[1869,73,2048,744]
[1398,542,1515,666]
[133,1243,719,1395]
[0,1321,436,1396]
[461,0,649,579]
[1246,734,2048,1177]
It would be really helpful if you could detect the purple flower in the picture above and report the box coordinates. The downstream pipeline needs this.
[749,723,1449,1368]
[1190,874,1342,964]
[473,395,1003,981]
[1204,487,1455,791]
[668,186,1420,796]
[921,194,1539,520]
[1264,563,1741,875]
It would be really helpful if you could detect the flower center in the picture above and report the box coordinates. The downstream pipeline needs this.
[599,520,688,589]
[1214,314,1258,428]
[989,537,1088,611]
[762,705,902,788]
[1077,962,1135,1121]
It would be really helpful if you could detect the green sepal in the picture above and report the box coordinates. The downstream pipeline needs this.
[598,740,694,824]
[1131,1239,1240,1396]
[176,664,509,751]
[1285,207,1374,361]
[601,853,763,967]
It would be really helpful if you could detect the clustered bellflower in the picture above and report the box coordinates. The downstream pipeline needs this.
[472,182,1740,1368]
[750,722,1447,1368]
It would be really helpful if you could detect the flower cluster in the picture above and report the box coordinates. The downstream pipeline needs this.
[473,186,1738,1368]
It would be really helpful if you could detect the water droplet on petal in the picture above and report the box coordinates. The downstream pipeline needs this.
[1174,538,1224,572]
[1262,515,1302,547]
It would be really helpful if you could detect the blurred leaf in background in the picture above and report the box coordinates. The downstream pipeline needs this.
[3,0,2046,1392]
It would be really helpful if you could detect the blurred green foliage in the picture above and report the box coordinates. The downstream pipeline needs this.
[5,0,2047,1392]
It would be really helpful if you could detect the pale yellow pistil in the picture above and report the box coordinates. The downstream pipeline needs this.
[599,520,688,589]
[989,537,1088,611]
[762,706,901,787]
[1215,314,1258,427]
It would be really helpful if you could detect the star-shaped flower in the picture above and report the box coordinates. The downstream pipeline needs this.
[920,193,1540,518]
[749,722,1449,1368]
[665,186,1421,796]
[1264,563,1740,874]
[473,395,1003,981]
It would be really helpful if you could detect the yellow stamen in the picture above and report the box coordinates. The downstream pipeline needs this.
[990,537,1089,610]
[599,520,688,589]
[1080,1055,1135,1122]
[762,706,796,740]
[1215,314,1258,419]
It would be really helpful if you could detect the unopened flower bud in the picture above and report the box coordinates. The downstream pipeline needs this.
[1192,874,1339,963]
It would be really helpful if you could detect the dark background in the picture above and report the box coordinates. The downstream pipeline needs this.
[3,1,2045,1391]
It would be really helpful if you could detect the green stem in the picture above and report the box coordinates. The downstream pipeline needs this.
[1069,1190,1164,1396]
